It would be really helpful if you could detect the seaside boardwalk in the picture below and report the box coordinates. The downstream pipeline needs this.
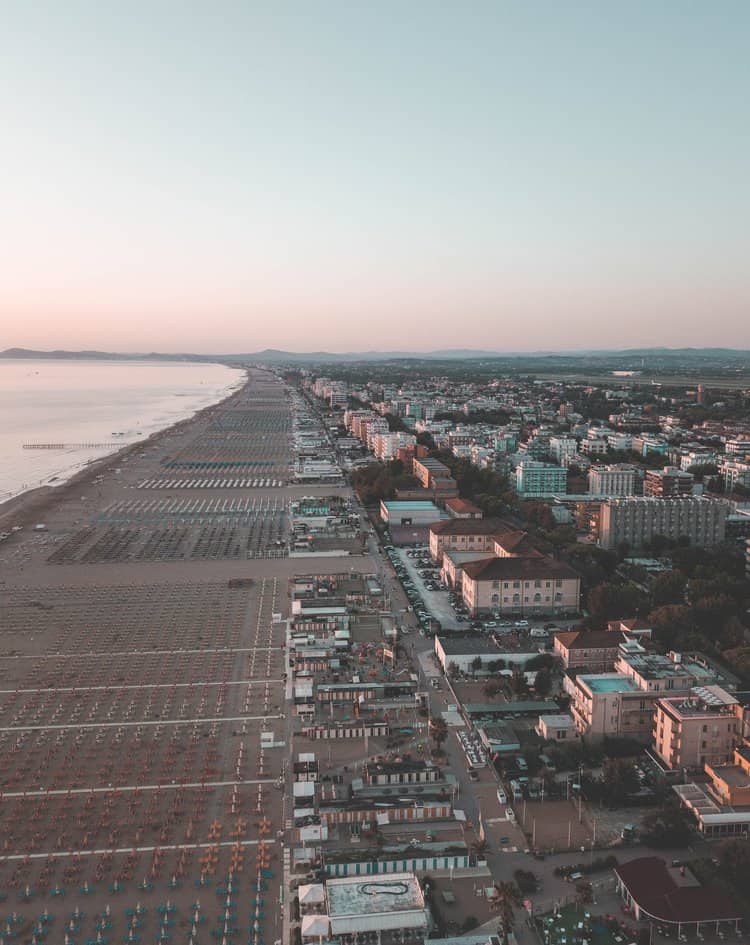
[0,368,361,945]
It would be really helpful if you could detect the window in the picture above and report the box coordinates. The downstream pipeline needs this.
[555,579,563,587]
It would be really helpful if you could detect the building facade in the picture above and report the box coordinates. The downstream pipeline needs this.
[514,460,568,498]
[588,464,637,497]
[644,467,694,497]
[598,497,727,550]
[428,518,506,562]
[653,687,740,771]
[461,557,580,617]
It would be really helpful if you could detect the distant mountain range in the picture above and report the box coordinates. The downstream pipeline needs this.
[2,345,750,364]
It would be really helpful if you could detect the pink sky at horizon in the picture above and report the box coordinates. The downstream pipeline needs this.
[2,4,749,355]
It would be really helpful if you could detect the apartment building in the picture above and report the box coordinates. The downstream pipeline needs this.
[615,645,706,693]
[549,436,578,463]
[554,629,628,672]
[580,436,608,456]
[570,673,657,741]
[720,458,750,491]
[644,466,694,497]
[428,518,507,562]
[632,435,668,457]
[674,736,750,837]
[725,438,750,455]
[588,464,637,497]
[372,431,416,461]
[678,449,718,472]
[653,686,740,771]
[598,497,727,550]
[461,556,580,617]
[607,432,633,452]
[570,643,733,741]
[413,457,452,489]
[514,460,568,498]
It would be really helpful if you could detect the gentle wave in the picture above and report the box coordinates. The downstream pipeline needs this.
[0,359,245,503]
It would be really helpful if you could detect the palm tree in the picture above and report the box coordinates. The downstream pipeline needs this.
[493,881,522,945]
[430,716,448,751]
[483,680,501,700]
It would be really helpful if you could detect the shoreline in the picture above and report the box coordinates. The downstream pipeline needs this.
[0,372,248,532]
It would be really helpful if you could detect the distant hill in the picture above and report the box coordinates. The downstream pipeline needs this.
[3,346,749,364]
[0,347,204,362]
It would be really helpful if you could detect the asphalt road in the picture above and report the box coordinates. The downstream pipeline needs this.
[315,408,729,933]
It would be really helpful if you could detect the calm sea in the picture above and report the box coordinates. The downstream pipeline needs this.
[0,359,245,503]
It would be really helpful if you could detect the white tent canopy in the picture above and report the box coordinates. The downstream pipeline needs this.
[301,914,331,938]
[299,883,326,905]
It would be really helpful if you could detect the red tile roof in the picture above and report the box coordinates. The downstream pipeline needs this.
[429,518,508,536]
[614,857,741,924]
[445,498,482,514]
[494,530,544,557]
[462,557,580,582]
[555,630,628,650]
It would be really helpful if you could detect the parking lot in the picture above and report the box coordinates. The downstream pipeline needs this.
[388,546,462,631]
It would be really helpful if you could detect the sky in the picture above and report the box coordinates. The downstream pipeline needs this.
[1,1,748,354]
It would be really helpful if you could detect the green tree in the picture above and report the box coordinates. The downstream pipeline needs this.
[601,758,639,804]
[483,680,502,700]
[492,881,521,945]
[651,571,687,607]
[587,582,646,623]
[509,666,528,697]
[641,805,692,848]
[534,667,552,697]
[430,716,448,751]
[647,604,694,649]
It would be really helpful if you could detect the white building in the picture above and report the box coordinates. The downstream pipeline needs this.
[549,436,578,463]
[322,872,430,942]
[514,460,567,498]
[607,432,633,452]
[719,458,750,491]
[588,464,637,497]
[373,431,417,461]
[536,714,579,741]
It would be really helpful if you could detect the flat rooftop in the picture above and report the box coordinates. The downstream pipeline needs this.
[326,873,424,917]
[581,673,639,694]
[382,500,440,509]
[712,765,750,789]
[437,635,500,655]
[539,714,575,727]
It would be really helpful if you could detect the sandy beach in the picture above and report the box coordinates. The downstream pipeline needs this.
[0,368,346,945]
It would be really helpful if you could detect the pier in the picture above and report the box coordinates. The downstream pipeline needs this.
[23,442,129,450]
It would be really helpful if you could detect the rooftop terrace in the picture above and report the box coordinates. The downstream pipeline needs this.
[581,674,639,694]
